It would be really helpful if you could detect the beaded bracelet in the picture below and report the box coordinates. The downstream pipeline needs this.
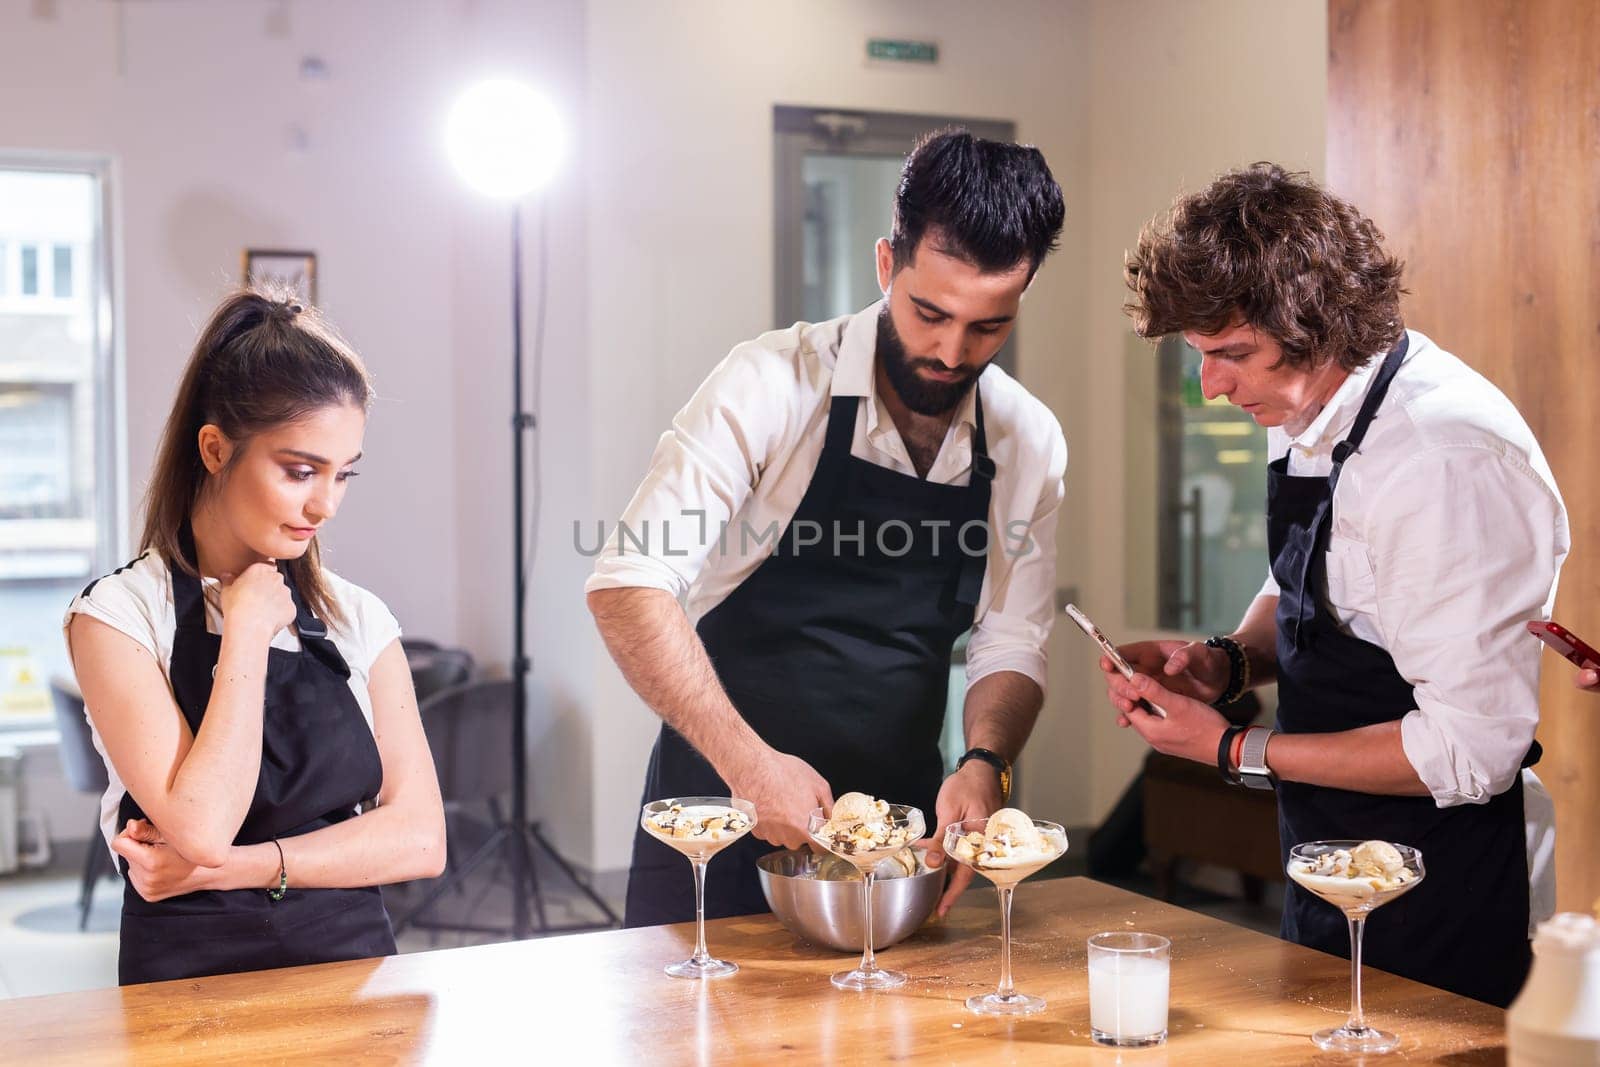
[268,838,287,901]
[1205,635,1250,707]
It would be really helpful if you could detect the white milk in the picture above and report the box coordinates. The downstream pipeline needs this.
[1089,952,1169,1042]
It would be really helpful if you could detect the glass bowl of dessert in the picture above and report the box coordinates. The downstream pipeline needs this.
[1287,839,1424,1053]
[640,796,757,979]
[806,793,925,990]
[943,809,1068,1014]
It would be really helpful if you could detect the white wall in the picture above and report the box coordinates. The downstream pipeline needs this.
[0,0,588,849]
[580,0,1093,870]
[1,0,1328,877]
[0,0,473,642]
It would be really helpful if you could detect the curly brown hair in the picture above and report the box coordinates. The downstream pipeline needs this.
[1123,163,1405,371]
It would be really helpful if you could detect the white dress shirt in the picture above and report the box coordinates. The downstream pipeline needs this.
[585,302,1068,693]
[1258,330,1568,924]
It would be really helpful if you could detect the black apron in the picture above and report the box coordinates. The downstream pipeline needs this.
[624,386,993,926]
[1271,335,1536,1007]
[116,527,397,985]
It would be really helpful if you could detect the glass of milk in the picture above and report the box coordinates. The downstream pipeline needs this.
[1087,931,1170,1047]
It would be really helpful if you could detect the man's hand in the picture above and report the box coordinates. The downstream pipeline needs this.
[725,750,833,851]
[1103,639,1230,704]
[1105,670,1230,765]
[1576,668,1600,693]
[111,818,223,902]
[919,759,1005,917]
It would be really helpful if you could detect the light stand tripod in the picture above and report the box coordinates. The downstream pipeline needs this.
[400,124,618,937]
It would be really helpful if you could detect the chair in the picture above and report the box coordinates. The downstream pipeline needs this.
[49,675,115,930]
[396,679,617,935]
[405,647,474,705]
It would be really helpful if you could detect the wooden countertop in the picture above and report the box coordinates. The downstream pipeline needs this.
[2,877,1506,1065]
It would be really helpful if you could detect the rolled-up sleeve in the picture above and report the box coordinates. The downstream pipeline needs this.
[1368,444,1568,806]
[964,422,1067,694]
[584,342,792,601]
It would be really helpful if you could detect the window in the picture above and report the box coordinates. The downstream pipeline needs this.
[1124,335,1269,633]
[52,244,72,299]
[19,245,37,296]
[0,161,118,725]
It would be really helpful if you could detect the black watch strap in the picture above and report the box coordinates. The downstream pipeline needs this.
[958,747,1007,776]
[1217,724,1249,785]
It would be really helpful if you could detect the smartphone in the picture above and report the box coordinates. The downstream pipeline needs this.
[1528,620,1600,671]
[1064,603,1168,718]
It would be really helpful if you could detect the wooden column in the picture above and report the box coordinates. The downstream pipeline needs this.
[1327,0,1600,913]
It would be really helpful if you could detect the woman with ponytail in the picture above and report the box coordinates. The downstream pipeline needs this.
[64,288,444,985]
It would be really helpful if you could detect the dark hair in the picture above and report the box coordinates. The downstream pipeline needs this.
[890,128,1065,279]
[1123,163,1405,372]
[140,287,373,625]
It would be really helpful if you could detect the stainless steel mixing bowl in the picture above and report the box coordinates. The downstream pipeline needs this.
[756,848,944,953]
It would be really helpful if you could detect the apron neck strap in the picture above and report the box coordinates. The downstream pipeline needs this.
[282,562,329,640]
[1330,332,1409,468]
[171,522,207,632]
[969,382,994,485]
[955,382,994,608]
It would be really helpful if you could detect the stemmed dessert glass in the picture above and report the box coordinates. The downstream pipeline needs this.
[807,804,925,990]
[1287,840,1425,1053]
[640,796,757,979]
[943,817,1067,1015]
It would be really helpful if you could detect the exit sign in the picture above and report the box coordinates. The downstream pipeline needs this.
[867,38,939,65]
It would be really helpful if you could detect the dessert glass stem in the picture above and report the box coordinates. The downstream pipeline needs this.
[858,869,878,974]
[690,858,711,965]
[1345,913,1368,1033]
[995,885,1016,998]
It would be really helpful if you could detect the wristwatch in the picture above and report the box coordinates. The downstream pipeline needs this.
[1236,726,1277,791]
[957,747,1013,804]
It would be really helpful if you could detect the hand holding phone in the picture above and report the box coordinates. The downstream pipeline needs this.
[1064,603,1168,718]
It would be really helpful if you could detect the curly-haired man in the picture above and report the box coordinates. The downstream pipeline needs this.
[1103,163,1567,1009]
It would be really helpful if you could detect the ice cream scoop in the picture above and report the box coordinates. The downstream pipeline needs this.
[815,793,915,856]
[985,807,1046,852]
[828,792,887,826]
[1350,840,1405,878]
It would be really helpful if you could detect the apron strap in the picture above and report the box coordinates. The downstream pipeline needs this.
[1285,333,1410,647]
[171,522,209,633]
[955,384,994,609]
[282,563,351,679]
[822,393,859,454]
[1323,332,1410,495]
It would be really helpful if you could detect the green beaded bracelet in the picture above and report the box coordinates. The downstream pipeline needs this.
[268,838,287,901]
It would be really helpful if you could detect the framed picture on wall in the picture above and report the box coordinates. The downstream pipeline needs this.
[242,248,317,305]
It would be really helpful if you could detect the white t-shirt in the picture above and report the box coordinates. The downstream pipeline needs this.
[61,550,403,856]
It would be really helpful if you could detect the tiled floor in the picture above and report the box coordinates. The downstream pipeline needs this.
[0,834,1281,1000]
